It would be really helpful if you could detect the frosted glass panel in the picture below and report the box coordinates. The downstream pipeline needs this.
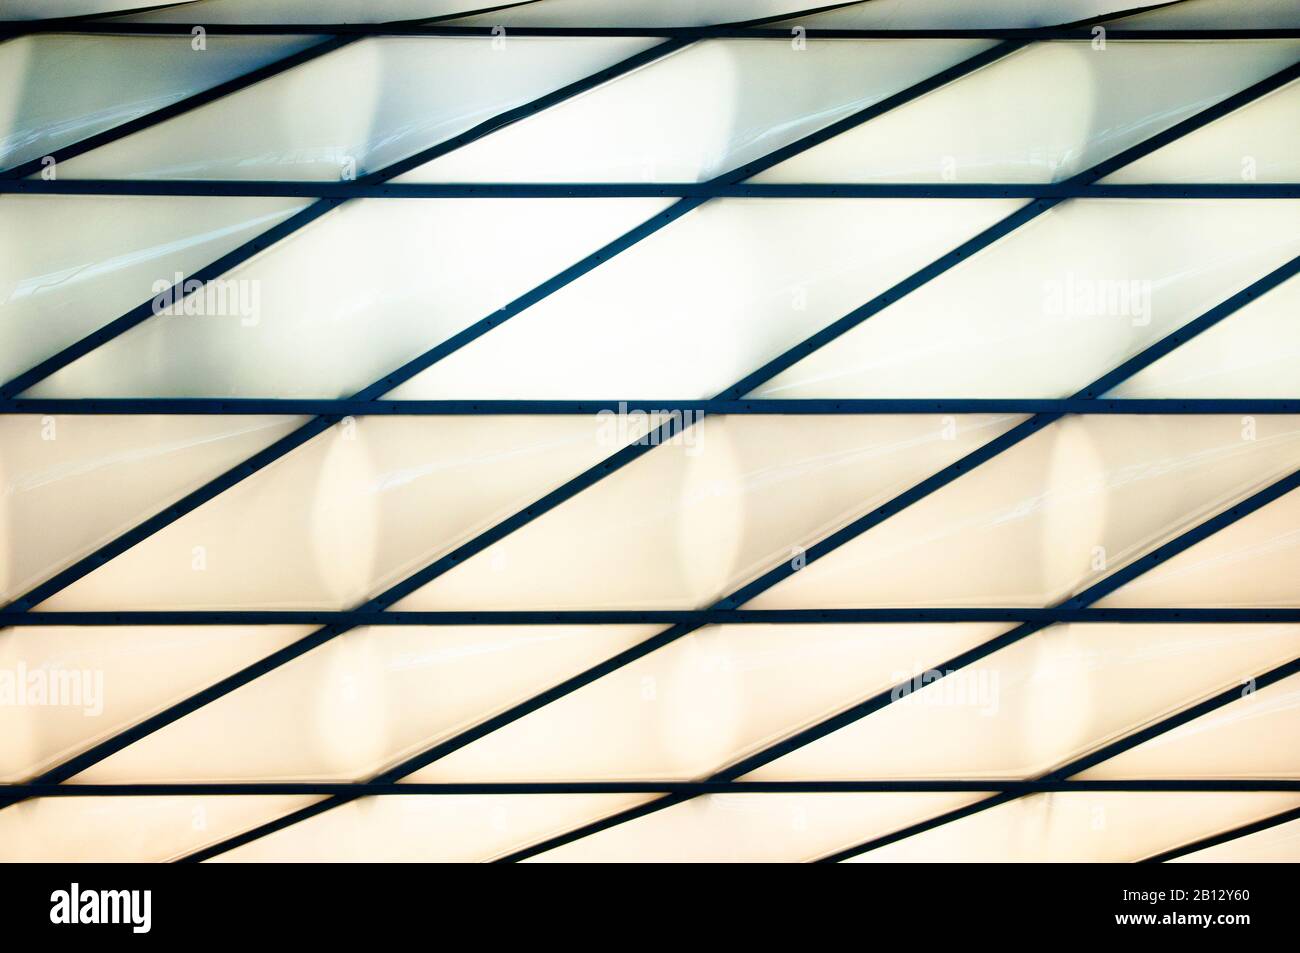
[56,37,661,181]
[27,198,670,399]
[117,0,496,22]
[0,194,310,386]
[1115,0,1300,28]
[0,414,305,602]
[0,33,322,171]
[399,39,998,183]
[406,623,1007,782]
[70,625,660,783]
[1169,816,1300,862]
[388,199,1023,401]
[751,42,1300,184]
[779,1,1164,28]
[749,200,1300,399]
[0,625,311,781]
[747,415,1300,608]
[395,414,1023,611]
[742,624,1300,780]
[847,792,1300,862]
[450,0,797,27]
[40,415,660,611]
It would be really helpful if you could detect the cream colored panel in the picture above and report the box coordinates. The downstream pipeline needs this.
[525,792,991,863]
[57,37,661,181]
[0,194,310,386]
[1079,673,1300,779]
[848,793,1300,862]
[0,414,305,602]
[212,793,657,862]
[751,42,1300,184]
[399,39,998,183]
[0,34,322,171]
[118,0,493,21]
[450,0,797,27]
[388,198,1024,400]
[395,414,1023,611]
[1098,488,1300,607]
[27,197,671,398]
[1105,82,1300,184]
[750,200,1300,399]
[0,795,319,862]
[40,414,657,611]
[1116,0,1300,28]
[1109,277,1300,397]
[1169,817,1300,862]
[779,1,1162,28]
[748,415,1300,608]
[406,623,1007,782]
[0,625,312,782]
[70,625,660,783]
[743,624,1300,780]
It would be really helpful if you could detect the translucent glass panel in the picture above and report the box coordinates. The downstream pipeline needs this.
[0,625,312,781]
[2,1,177,17]
[38,415,658,611]
[751,42,1300,184]
[116,0,499,22]
[522,792,992,863]
[1098,487,1300,607]
[1104,81,1300,184]
[847,793,1300,863]
[0,795,318,863]
[778,0,1165,28]
[387,199,1023,401]
[68,625,661,783]
[0,33,322,171]
[0,194,310,386]
[212,794,658,863]
[397,39,998,183]
[26,197,670,399]
[748,201,1300,399]
[0,414,305,602]
[1170,817,1300,862]
[1080,673,1300,779]
[1109,277,1300,397]
[742,624,1300,780]
[747,415,1300,608]
[448,0,801,27]
[404,623,1007,782]
[55,36,660,181]
[394,415,1023,612]
[1116,0,1300,28]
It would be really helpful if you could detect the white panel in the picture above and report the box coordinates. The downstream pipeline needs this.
[1079,673,1300,779]
[742,624,1300,780]
[394,414,1023,611]
[1098,488,1300,607]
[0,625,311,781]
[405,623,1007,782]
[847,792,1300,862]
[1116,0,1300,28]
[749,200,1300,399]
[777,0,1164,28]
[398,39,999,183]
[26,197,671,399]
[450,0,797,27]
[1109,277,1300,397]
[746,415,1300,608]
[117,0,494,21]
[0,194,310,386]
[2,1,184,17]
[1169,817,1300,862]
[0,34,322,171]
[0,414,305,602]
[1104,81,1300,184]
[55,36,661,181]
[388,198,1024,401]
[751,42,1300,184]
[524,792,991,863]
[39,414,659,611]
[212,793,658,862]
[69,625,660,783]
[0,795,319,862]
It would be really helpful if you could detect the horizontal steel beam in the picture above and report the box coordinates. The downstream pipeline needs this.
[5,780,1298,797]
[4,399,1299,416]
[6,182,1298,199]
[5,609,1300,627]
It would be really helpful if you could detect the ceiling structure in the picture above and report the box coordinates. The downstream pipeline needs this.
[0,0,1298,862]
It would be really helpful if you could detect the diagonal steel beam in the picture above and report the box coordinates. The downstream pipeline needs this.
[179,251,1300,863]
